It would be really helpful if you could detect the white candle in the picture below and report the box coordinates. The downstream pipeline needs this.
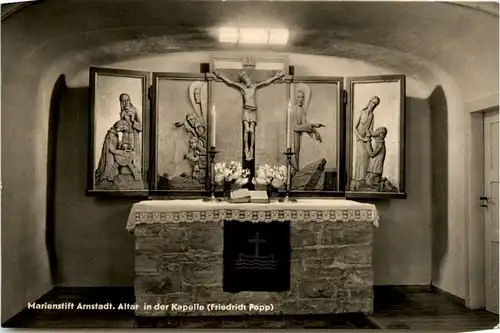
[286,99,292,149]
[211,105,216,147]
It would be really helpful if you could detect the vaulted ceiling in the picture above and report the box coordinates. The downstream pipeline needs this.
[2,0,499,102]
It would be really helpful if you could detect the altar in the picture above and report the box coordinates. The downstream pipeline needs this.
[126,199,378,317]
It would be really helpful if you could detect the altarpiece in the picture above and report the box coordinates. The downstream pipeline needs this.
[87,55,407,200]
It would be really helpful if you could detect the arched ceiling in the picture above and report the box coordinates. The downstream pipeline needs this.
[2,0,499,102]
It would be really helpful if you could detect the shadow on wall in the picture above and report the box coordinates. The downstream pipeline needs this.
[429,85,449,285]
[53,83,137,287]
[347,95,433,285]
[46,74,68,282]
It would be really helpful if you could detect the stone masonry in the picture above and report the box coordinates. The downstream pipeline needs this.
[134,219,373,316]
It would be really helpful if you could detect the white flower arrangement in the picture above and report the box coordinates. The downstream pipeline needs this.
[214,161,250,186]
[252,164,288,189]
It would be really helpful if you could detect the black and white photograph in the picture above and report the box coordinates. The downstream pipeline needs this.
[1,0,499,331]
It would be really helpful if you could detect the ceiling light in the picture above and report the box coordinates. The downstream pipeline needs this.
[239,28,270,44]
[269,29,289,45]
[218,27,289,45]
[219,27,238,43]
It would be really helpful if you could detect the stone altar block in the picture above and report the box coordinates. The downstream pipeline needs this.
[126,199,379,317]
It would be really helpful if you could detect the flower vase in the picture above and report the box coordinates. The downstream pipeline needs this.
[266,184,278,200]
[223,181,232,200]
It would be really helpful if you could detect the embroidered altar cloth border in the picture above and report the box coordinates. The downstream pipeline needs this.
[126,199,379,232]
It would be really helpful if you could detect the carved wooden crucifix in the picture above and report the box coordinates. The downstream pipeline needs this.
[213,58,285,163]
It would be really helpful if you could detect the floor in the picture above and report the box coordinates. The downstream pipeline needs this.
[3,286,498,330]
[370,286,499,331]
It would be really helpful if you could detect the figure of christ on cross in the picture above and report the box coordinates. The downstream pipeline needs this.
[213,69,285,161]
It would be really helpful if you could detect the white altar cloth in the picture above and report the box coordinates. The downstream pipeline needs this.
[126,199,379,231]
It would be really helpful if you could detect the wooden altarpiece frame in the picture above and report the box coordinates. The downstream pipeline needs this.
[85,65,407,200]
[86,67,150,197]
[288,75,345,197]
[149,72,211,197]
[345,74,407,199]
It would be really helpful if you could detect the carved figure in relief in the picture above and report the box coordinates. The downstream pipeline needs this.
[174,113,199,138]
[95,120,143,190]
[184,137,201,179]
[351,96,399,193]
[291,84,325,171]
[364,127,387,186]
[361,127,398,192]
[189,81,207,119]
[213,69,285,161]
[173,113,207,182]
[179,81,207,138]
[173,113,206,144]
[118,93,142,152]
[172,81,208,184]
[353,96,379,184]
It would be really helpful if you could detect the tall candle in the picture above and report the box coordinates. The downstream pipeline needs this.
[286,99,292,149]
[211,105,216,147]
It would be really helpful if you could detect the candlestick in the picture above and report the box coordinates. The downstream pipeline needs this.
[203,146,220,202]
[211,105,216,147]
[286,99,292,149]
[280,147,297,203]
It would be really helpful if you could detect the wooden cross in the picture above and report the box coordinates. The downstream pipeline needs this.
[248,232,266,257]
